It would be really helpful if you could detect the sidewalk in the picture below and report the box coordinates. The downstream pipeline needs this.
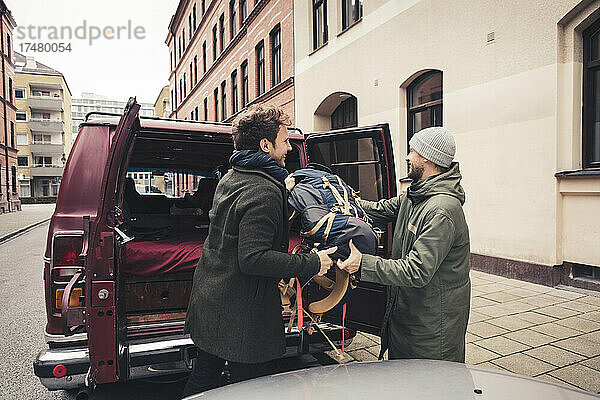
[0,203,55,240]
[330,270,600,393]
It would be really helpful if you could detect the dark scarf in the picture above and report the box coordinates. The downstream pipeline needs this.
[229,150,289,184]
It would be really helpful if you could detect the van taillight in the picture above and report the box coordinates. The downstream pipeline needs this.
[53,236,83,268]
[51,234,85,313]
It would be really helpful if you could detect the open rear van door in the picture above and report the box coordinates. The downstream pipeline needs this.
[304,124,397,335]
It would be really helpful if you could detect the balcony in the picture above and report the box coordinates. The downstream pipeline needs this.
[30,143,64,154]
[29,119,63,133]
[29,96,63,111]
[30,165,64,177]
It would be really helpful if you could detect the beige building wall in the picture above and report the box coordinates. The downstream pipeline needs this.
[294,0,600,275]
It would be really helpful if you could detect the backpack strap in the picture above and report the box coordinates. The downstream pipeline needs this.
[301,211,337,244]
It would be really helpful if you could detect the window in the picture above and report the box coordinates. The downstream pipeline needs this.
[193,3,197,30]
[270,25,281,86]
[240,0,248,23]
[190,62,194,88]
[189,14,192,39]
[16,133,27,145]
[183,28,186,50]
[202,0,206,15]
[231,70,239,114]
[341,0,362,30]
[202,41,207,73]
[204,97,208,120]
[230,0,237,39]
[407,70,443,149]
[18,156,28,167]
[8,78,12,103]
[212,25,217,61]
[19,179,30,198]
[195,106,199,120]
[583,19,600,168]
[10,121,14,147]
[11,166,16,194]
[16,111,26,121]
[179,79,183,103]
[35,156,52,167]
[331,96,358,129]
[183,73,187,97]
[170,51,173,70]
[221,81,227,121]
[191,110,194,120]
[241,61,249,106]
[194,56,198,84]
[33,134,52,144]
[308,135,383,201]
[313,0,328,50]
[31,89,50,97]
[171,89,175,109]
[256,41,265,96]
[219,14,225,53]
[6,33,10,58]
[214,88,219,121]
[15,87,25,99]
[178,36,182,58]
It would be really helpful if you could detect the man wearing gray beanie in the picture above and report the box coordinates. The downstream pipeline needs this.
[338,126,470,362]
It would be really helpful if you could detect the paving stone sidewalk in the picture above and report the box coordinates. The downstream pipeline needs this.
[0,203,55,239]
[329,270,600,393]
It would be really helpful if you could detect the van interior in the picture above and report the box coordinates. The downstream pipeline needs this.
[117,128,303,338]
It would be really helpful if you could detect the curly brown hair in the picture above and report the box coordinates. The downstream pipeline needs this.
[232,104,291,151]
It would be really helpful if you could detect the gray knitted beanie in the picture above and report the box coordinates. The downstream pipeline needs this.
[408,126,456,168]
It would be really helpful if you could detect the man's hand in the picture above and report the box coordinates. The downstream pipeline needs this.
[316,246,337,276]
[337,240,362,274]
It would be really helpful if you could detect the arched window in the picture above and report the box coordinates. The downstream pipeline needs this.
[331,95,357,129]
[407,71,442,148]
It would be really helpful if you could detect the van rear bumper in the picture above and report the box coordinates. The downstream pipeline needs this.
[34,325,353,390]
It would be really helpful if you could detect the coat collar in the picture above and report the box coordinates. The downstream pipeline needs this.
[232,165,285,189]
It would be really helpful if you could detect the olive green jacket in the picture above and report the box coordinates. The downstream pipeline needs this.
[184,166,320,363]
[360,163,470,362]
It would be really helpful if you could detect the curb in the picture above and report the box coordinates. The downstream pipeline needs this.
[0,217,51,245]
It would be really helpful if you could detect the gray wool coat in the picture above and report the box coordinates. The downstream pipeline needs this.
[184,166,320,364]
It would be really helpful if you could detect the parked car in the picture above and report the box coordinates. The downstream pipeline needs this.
[33,98,398,392]
[185,359,600,400]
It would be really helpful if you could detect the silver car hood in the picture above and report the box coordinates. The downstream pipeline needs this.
[187,359,599,400]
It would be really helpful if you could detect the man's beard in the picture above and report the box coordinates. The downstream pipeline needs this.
[407,163,424,181]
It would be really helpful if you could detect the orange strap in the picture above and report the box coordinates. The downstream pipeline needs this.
[296,278,303,331]
[342,303,347,352]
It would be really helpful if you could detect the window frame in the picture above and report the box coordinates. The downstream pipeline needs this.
[312,0,328,51]
[16,110,27,121]
[406,70,443,152]
[341,0,363,31]
[583,18,600,169]
[231,69,239,114]
[230,0,237,39]
[241,60,249,106]
[270,25,281,86]
[256,41,265,96]
[240,0,248,24]
[221,80,227,121]
[15,87,26,99]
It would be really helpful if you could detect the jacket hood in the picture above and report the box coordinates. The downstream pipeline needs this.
[407,162,465,205]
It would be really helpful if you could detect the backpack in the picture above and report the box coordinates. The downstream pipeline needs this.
[287,164,378,260]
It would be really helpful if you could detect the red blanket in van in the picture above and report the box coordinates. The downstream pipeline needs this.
[124,230,303,277]
[124,232,207,276]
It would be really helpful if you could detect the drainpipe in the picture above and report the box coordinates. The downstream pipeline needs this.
[170,24,178,119]
[0,9,10,211]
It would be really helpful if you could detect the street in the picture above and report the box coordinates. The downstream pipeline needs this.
[0,223,333,399]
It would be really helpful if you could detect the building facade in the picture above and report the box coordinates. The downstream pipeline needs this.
[166,0,294,123]
[14,52,72,200]
[0,1,18,213]
[71,92,154,141]
[294,0,600,289]
[154,85,171,117]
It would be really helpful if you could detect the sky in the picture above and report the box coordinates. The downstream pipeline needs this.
[6,0,180,104]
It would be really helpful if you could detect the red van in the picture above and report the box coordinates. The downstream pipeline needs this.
[33,98,396,392]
